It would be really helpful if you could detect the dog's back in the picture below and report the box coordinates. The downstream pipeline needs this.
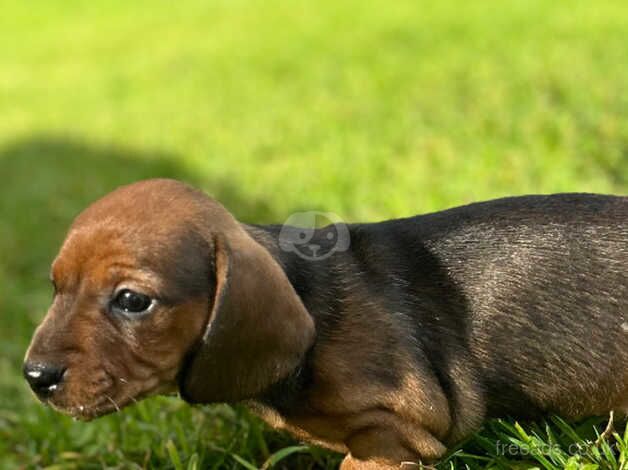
[372,194,627,424]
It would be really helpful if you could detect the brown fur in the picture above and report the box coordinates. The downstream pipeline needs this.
[24,179,627,469]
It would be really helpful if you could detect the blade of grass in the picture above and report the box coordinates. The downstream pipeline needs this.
[261,445,311,469]
[230,453,258,470]
[166,440,184,470]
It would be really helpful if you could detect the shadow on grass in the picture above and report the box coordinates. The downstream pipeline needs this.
[0,133,279,393]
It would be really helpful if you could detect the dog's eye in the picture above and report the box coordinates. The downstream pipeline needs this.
[111,289,153,315]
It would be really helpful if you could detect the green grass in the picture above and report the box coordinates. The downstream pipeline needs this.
[1,1,626,468]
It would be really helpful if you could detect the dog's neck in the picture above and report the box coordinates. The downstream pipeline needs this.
[242,223,345,413]
[242,223,345,326]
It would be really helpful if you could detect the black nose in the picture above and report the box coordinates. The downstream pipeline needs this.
[23,362,66,398]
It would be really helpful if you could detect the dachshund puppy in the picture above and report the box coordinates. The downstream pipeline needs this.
[24,179,627,469]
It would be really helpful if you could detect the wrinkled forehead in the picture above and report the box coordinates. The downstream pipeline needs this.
[52,220,209,299]
[53,222,147,275]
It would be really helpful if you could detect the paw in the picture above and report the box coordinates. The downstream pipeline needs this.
[340,455,425,470]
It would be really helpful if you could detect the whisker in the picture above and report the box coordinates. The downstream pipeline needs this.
[104,394,121,412]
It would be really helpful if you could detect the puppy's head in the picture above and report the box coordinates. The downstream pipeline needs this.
[23,179,315,420]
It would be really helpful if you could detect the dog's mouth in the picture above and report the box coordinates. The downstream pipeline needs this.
[49,397,125,421]
[46,382,177,421]
[45,387,139,420]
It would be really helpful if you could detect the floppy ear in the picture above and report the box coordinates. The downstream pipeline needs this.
[180,230,315,403]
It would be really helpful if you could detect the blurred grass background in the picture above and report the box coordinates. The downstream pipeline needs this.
[0,0,626,468]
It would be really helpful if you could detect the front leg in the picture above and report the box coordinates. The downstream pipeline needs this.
[340,455,422,470]
[339,424,443,469]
